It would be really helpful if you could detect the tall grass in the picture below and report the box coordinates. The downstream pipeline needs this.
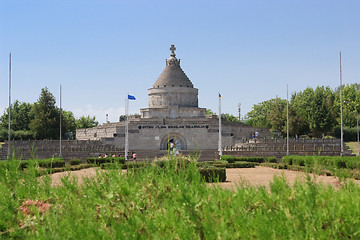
[1,158,360,239]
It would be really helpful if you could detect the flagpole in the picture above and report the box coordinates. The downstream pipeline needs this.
[59,84,62,158]
[218,93,222,158]
[340,51,344,156]
[8,52,11,159]
[125,94,129,161]
[286,84,289,156]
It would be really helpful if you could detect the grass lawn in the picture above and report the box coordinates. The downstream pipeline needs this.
[346,142,359,155]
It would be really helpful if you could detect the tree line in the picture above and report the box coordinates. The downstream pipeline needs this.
[245,84,360,139]
[0,87,98,141]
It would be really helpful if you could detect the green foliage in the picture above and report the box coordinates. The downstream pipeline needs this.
[29,88,60,140]
[225,162,255,168]
[61,111,76,139]
[205,109,216,116]
[246,84,360,138]
[281,155,360,176]
[35,158,65,168]
[334,125,359,141]
[221,155,265,163]
[0,100,34,141]
[86,157,126,165]
[121,161,148,169]
[265,157,277,163]
[69,159,82,165]
[0,100,33,131]
[1,157,360,238]
[245,97,287,133]
[75,115,98,129]
[198,167,226,182]
[205,109,240,122]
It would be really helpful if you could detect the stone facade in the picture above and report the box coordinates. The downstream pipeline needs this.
[76,45,270,150]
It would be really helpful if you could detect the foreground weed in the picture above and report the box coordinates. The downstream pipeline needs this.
[1,159,360,239]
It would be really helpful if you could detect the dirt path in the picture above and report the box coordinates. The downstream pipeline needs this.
[216,166,360,190]
[50,166,360,189]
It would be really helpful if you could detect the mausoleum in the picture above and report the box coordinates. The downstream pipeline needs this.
[76,45,268,150]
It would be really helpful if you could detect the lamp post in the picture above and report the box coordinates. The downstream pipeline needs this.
[340,51,343,156]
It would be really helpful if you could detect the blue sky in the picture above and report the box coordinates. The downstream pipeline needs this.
[1,0,359,123]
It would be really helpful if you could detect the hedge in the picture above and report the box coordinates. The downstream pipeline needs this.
[334,125,358,141]
[69,159,82,165]
[265,157,277,163]
[86,157,125,165]
[198,167,226,182]
[122,162,148,169]
[221,156,265,163]
[281,155,360,170]
[225,162,255,168]
[100,163,123,170]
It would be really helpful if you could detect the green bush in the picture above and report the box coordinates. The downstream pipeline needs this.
[100,163,123,170]
[221,156,265,163]
[69,159,82,165]
[198,167,226,182]
[220,155,235,163]
[122,161,148,169]
[334,125,358,141]
[86,157,125,165]
[265,157,277,163]
[33,158,65,168]
[226,162,255,168]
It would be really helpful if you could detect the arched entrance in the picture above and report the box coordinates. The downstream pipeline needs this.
[160,133,187,150]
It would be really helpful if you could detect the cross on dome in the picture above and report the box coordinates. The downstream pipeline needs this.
[170,44,176,57]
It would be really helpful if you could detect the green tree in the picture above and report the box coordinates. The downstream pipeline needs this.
[0,100,33,131]
[206,109,216,116]
[62,111,76,138]
[308,86,336,137]
[267,97,287,134]
[334,83,360,127]
[0,100,34,140]
[288,90,312,136]
[221,113,241,123]
[76,115,98,129]
[245,98,287,133]
[29,88,60,139]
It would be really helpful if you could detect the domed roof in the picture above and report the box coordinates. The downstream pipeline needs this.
[152,45,194,88]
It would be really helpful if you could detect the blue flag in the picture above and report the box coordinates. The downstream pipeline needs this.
[128,94,136,100]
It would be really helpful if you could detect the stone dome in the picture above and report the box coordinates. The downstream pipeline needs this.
[152,45,194,88]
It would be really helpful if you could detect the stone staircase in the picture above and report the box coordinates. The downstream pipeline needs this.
[0,138,354,162]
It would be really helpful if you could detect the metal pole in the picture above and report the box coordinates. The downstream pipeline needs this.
[340,51,344,156]
[287,84,289,156]
[218,94,222,158]
[125,95,129,161]
[8,53,11,159]
[59,84,62,158]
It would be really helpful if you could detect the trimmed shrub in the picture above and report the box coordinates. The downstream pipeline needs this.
[221,156,265,163]
[220,155,235,163]
[225,162,255,168]
[100,163,123,170]
[33,158,65,168]
[265,157,277,163]
[69,159,82,165]
[122,162,148,169]
[198,167,226,182]
[87,157,125,165]
[334,125,358,141]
